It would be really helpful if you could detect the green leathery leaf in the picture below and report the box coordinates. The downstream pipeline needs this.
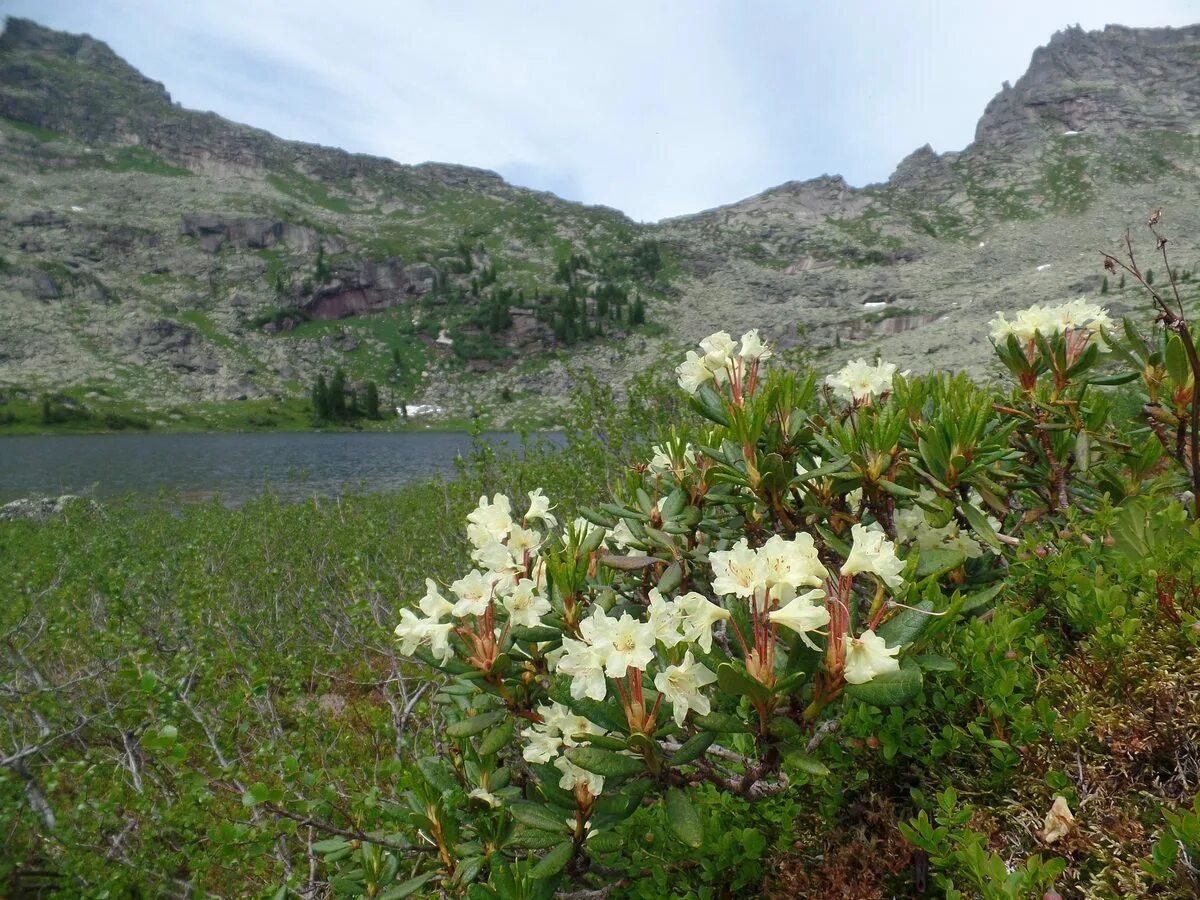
[378,872,439,899]
[877,479,921,498]
[577,506,616,528]
[660,487,687,521]
[782,748,829,776]
[507,826,568,849]
[1086,370,1140,386]
[877,600,934,648]
[446,709,507,738]
[691,382,731,426]
[958,581,1004,615]
[1074,429,1091,474]
[962,501,1002,549]
[669,730,716,766]
[913,654,957,671]
[599,554,658,571]
[508,802,572,833]
[580,524,606,556]
[475,717,514,757]
[1165,333,1190,386]
[693,711,754,733]
[843,659,923,707]
[657,561,683,595]
[416,757,458,793]
[915,547,967,579]
[530,841,575,879]
[573,732,629,752]
[587,831,624,853]
[510,625,562,643]
[716,662,772,703]
[665,788,704,848]
[564,747,646,777]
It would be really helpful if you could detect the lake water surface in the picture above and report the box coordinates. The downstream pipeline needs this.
[0,431,562,505]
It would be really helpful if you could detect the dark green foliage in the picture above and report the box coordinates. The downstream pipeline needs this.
[313,243,332,285]
[311,373,331,420]
[629,239,663,281]
[36,393,93,426]
[630,294,646,325]
[328,367,347,419]
[252,306,310,329]
[363,381,381,420]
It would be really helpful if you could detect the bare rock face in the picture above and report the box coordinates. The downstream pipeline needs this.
[302,260,435,320]
[179,215,325,253]
[974,24,1200,148]
[120,320,218,374]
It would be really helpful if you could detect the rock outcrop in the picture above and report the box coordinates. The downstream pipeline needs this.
[0,495,96,521]
[120,320,219,374]
[974,24,1200,148]
[303,260,436,320]
[179,215,328,254]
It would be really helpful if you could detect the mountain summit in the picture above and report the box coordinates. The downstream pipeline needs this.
[0,18,1198,428]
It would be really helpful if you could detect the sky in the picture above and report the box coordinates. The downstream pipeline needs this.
[3,1,1198,221]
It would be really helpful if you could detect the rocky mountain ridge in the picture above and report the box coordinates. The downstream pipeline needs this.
[1,18,1198,428]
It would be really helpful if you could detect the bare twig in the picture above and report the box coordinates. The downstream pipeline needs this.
[211,781,438,856]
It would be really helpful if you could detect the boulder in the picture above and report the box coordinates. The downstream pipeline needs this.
[1,495,96,522]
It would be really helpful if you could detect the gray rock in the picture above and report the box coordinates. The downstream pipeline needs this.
[1,495,95,522]
[31,271,59,298]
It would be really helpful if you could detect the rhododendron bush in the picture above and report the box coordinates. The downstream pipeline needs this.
[363,293,1183,896]
[339,221,1200,895]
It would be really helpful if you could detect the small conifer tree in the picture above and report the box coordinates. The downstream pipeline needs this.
[312,374,330,420]
[364,381,381,420]
[329,368,347,419]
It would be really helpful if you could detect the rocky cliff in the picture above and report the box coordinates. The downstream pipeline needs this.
[1,17,1198,428]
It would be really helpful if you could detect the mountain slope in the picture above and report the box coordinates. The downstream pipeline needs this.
[657,24,1200,372]
[1,19,1198,430]
[0,18,666,427]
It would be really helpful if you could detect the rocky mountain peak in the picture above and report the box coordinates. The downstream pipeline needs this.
[0,17,173,140]
[973,22,1200,149]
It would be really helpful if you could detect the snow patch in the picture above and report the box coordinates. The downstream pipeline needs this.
[399,404,445,418]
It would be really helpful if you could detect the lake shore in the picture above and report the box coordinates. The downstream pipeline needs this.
[0,429,565,505]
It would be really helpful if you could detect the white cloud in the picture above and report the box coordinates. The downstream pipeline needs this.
[5,0,1198,220]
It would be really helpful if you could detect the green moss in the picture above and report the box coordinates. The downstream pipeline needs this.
[0,115,64,142]
[102,146,192,177]
[266,171,357,214]
[827,210,904,251]
[1039,153,1094,214]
